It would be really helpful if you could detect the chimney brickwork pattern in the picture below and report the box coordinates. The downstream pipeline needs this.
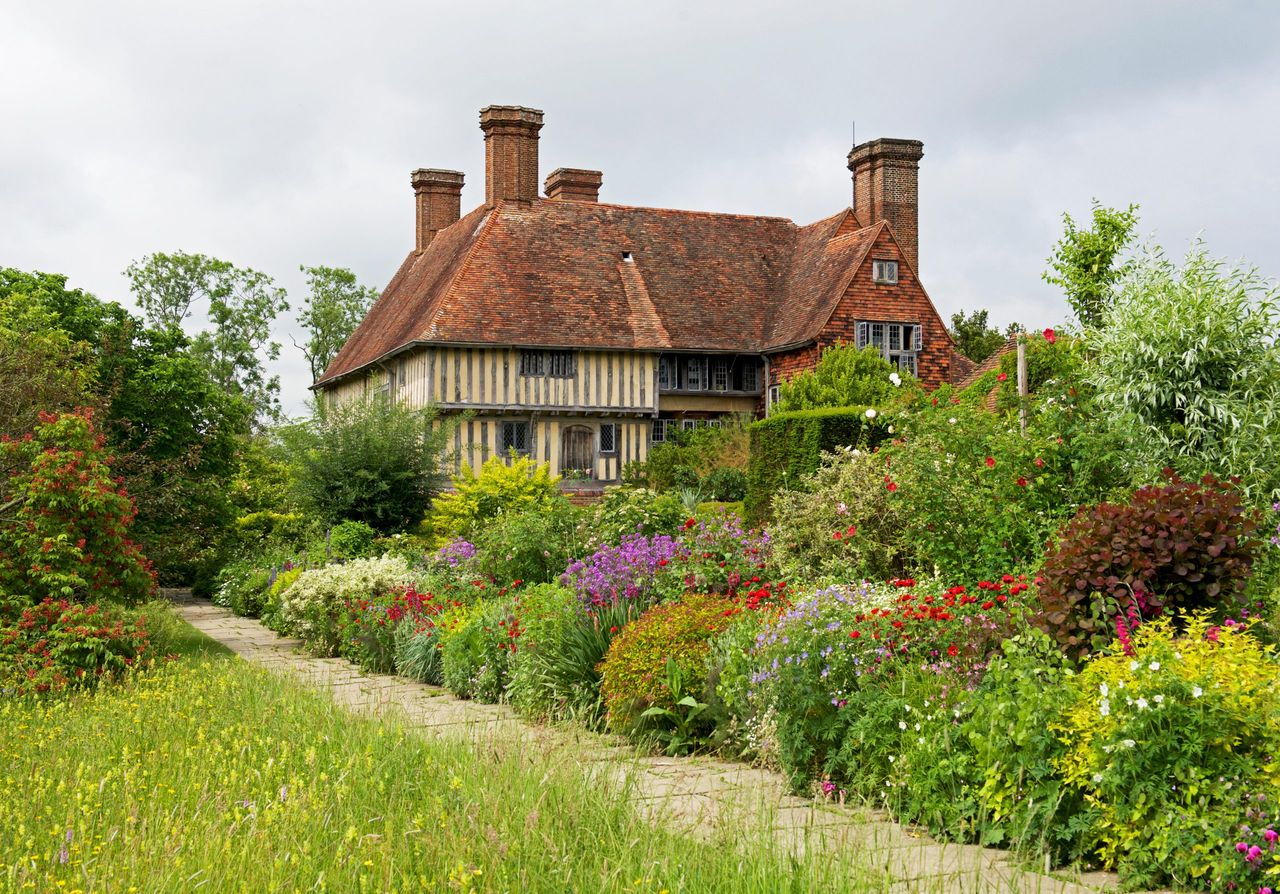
[847,138,924,275]
[480,105,544,208]
[411,168,465,251]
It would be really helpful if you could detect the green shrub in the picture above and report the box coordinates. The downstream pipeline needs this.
[705,606,777,756]
[283,394,452,533]
[646,421,750,494]
[473,497,584,584]
[427,454,561,544]
[582,486,684,549]
[745,406,891,523]
[883,402,1078,581]
[775,343,905,411]
[439,597,517,702]
[232,511,311,548]
[1087,241,1280,502]
[1036,472,1261,659]
[0,410,155,607]
[393,619,444,685]
[0,598,150,695]
[1055,614,1280,890]
[768,446,909,586]
[327,520,378,560]
[599,593,738,741]
[338,585,452,675]
[705,467,747,502]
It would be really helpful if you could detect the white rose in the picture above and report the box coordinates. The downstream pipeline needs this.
[865,408,877,419]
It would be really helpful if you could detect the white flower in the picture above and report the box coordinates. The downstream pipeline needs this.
[948,417,957,425]
[918,737,926,745]
[865,408,877,419]
[899,720,908,730]
[1136,697,1149,711]
[888,755,896,763]
[914,723,921,732]
[1121,738,1136,749]
[1152,694,1164,705]
[1099,683,1109,697]
[1099,698,1110,717]
[1092,773,1104,784]
[1148,661,1160,671]
[1192,686,1204,698]
[889,372,902,387]
[1129,660,1140,671]
[836,502,848,515]
[887,425,895,434]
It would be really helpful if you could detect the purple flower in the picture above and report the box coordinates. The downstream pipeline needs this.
[436,538,477,567]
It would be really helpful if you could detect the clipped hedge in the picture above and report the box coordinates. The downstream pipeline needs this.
[745,406,891,523]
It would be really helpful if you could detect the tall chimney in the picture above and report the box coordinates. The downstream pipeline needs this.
[847,138,924,275]
[479,104,544,208]
[544,167,602,202]
[411,168,464,251]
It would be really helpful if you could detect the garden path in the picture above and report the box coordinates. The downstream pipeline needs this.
[168,591,1159,894]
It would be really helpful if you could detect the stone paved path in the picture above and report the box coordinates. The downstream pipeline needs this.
[170,591,1145,894]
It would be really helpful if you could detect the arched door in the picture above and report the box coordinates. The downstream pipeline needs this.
[560,425,594,478]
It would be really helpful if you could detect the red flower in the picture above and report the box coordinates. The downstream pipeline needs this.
[609,626,619,634]
[1034,457,1045,468]
[850,630,861,639]
[947,644,958,657]
[1043,328,1057,344]
[982,600,994,610]
[997,372,1007,382]
[833,531,843,540]
[683,518,697,530]
[1016,476,1028,487]
[984,456,996,468]
[885,481,898,492]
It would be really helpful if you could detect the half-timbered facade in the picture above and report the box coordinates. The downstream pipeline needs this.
[314,105,964,484]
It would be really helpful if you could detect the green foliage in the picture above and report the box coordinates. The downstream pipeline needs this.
[285,394,451,533]
[1043,200,1139,328]
[745,406,892,523]
[394,618,444,685]
[124,251,289,426]
[705,467,747,502]
[0,598,150,695]
[439,597,517,702]
[327,520,378,560]
[884,402,1078,581]
[427,454,560,543]
[1055,615,1280,890]
[948,308,1009,364]
[295,265,379,382]
[705,608,776,756]
[581,486,684,549]
[775,344,903,412]
[473,497,584,584]
[508,593,640,727]
[1087,241,1280,501]
[1036,473,1261,659]
[599,593,738,740]
[0,410,155,608]
[232,511,311,547]
[768,447,909,586]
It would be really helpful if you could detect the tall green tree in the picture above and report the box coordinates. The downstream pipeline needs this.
[1043,200,1139,328]
[124,251,289,425]
[948,308,1007,363]
[295,265,378,381]
[776,344,903,412]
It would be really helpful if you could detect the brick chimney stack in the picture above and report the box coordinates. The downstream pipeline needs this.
[847,138,924,275]
[411,168,465,251]
[544,168,602,202]
[479,105,544,208]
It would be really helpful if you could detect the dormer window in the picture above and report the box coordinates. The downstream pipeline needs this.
[872,259,899,284]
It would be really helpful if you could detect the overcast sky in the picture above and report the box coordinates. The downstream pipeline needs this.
[4,1,1279,415]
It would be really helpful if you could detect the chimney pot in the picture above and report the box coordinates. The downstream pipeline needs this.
[544,167,603,202]
[847,138,924,275]
[479,104,544,208]
[411,168,464,251]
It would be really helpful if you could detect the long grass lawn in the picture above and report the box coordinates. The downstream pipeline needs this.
[0,619,872,893]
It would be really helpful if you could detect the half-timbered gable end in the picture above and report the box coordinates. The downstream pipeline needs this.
[314,106,963,486]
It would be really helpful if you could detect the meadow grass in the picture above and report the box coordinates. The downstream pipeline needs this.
[0,610,881,894]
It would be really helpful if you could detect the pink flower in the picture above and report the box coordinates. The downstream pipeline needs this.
[1043,327,1057,344]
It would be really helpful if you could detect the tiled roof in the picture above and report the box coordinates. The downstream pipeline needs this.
[956,335,1019,390]
[316,199,892,386]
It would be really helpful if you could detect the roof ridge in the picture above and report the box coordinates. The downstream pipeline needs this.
[533,197,799,225]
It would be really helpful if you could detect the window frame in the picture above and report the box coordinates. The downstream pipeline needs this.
[872,259,899,284]
[599,422,617,455]
[500,420,531,456]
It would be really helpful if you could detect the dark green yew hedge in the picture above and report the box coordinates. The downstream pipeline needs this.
[745,406,891,523]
